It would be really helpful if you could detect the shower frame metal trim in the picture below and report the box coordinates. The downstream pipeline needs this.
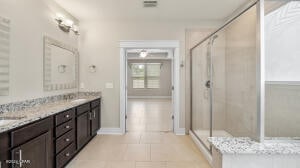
[256,0,265,143]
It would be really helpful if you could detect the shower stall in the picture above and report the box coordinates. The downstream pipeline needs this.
[190,0,300,152]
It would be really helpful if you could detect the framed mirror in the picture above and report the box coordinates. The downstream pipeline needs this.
[43,36,78,91]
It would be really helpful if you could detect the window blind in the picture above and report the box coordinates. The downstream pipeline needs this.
[131,63,161,89]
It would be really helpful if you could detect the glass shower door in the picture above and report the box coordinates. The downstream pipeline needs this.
[191,38,212,150]
[210,33,230,138]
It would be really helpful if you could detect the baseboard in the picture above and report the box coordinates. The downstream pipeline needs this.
[189,130,212,166]
[97,128,123,135]
[175,128,186,135]
[128,96,172,99]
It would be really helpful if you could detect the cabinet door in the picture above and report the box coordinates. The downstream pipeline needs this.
[91,106,100,136]
[0,132,10,168]
[76,112,91,149]
[11,131,52,168]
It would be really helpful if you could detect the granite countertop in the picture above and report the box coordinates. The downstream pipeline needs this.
[0,95,101,133]
[208,137,300,155]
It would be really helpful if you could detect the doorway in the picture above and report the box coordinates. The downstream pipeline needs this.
[126,49,173,132]
[119,40,181,135]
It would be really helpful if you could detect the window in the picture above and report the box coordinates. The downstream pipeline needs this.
[146,63,160,88]
[131,63,161,89]
[131,64,145,88]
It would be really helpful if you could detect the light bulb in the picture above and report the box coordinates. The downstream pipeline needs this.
[64,19,74,27]
[55,13,64,21]
[139,50,148,58]
[72,25,79,31]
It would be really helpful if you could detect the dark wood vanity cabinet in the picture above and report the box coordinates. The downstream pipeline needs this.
[0,132,10,168]
[76,111,91,150]
[0,98,101,168]
[11,131,52,168]
[91,106,100,136]
[54,108,76,168]
[76,99,101,149]
[10,117,53,168]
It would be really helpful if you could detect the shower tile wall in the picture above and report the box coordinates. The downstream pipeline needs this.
[211,32,226,132]
[191,41,211,132]
[224,5,257,138]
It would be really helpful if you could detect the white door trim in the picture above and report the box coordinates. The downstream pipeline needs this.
[119,40,182,134]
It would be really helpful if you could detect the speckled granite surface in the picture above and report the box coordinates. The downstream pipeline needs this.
[208,137,300,155]
[0,92,101,133]
[0,92,101,113]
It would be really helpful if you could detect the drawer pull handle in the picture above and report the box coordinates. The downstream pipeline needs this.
[65,125,70,129]
[89,112,92,120]
[65,138,70,142]
[65,114,70,118]
[65,152,70,157]
[93,110,96,118]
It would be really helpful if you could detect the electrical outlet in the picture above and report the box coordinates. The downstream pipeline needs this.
[105,82,114,89]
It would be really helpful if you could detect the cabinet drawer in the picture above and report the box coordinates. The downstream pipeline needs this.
[56,129,75,154]
[11,117,53,147]
[56,143,76,168]
[55,108,75,126]
[91,99,100,108]
[55,119,74,138]
[76,103,90,116]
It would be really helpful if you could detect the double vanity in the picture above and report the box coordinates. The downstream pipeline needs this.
[0,22,101,168]
[0,93,101,168]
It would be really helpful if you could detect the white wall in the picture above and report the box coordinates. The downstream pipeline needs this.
[265,1,300,82]
[78,20,220,128]
[264,1,300,137]
[0,0,79,104]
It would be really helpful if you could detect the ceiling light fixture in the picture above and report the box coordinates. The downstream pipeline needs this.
[139,50,148,58]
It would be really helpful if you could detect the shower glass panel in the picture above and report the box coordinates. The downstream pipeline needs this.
[210,32,230,138]
[264,0,300,139]
[191,3,259,148]
[211,5,258,139]
[191,38,212,150]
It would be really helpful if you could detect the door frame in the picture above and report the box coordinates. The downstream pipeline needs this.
[119,40,181,134]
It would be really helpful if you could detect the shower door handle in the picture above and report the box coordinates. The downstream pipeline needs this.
[205,80,211,88]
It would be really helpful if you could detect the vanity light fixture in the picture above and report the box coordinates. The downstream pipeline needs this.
[139,49,148,58]
[55,13,79,35]
[89,65,96,73]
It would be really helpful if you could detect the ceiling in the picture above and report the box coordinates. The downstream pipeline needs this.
[54,0,250,22]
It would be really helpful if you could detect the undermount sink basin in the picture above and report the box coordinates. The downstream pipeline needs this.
[71,99,87,103]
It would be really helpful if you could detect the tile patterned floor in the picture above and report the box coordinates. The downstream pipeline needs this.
[66,99,211,168]
[126,99,173,132]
